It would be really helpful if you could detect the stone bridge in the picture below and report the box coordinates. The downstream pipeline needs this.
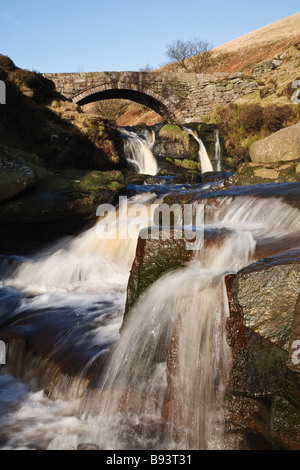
[45,71,258,123]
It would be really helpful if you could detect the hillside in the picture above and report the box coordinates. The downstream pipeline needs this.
[210,12,300,73]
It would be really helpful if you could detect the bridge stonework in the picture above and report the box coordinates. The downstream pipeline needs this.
[45,71,258,123]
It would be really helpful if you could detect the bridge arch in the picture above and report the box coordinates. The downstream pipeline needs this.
[72,83,182,124]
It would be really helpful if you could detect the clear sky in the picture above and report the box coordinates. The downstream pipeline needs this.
[0,0,299,73]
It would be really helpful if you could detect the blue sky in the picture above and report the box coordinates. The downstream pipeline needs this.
[0,0,299,73]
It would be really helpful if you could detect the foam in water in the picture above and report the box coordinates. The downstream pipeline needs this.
[214,129,222,172]
[78,228,256,450]
[78,196,300,450]
[0,192,300,449]
[120,128,158,175]
[5,193,160,294]
[183,127,214,173]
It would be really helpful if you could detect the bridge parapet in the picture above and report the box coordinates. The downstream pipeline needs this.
[45,71,258,123]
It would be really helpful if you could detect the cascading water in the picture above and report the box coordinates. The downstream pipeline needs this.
[137,127,156,151]
[214,129,222,172]
[0,185,300,450]
[119,128,158,175]
[183,127,214,173]
[79,228,256,450]
[7,193,159,294]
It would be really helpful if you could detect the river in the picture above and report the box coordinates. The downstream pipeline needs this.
[0,130,299,450]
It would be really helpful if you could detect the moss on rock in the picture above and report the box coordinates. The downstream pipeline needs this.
[235,160,300,185]
[0,169,125,223]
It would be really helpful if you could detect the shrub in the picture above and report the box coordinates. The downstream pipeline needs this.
[225,140,249,167]
[0,54,16,72]
[263,104,293,132]
[8,68,55,102]
[214,104,242,137]
[239,104,264,133]
[259,83,276,99]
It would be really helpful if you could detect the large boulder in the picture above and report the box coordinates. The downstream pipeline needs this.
[249,122,300,163]
[124,227,195,321]
[225,250,300,449]
[123,226,234,326]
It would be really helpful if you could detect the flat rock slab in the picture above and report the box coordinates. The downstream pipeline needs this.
[0,156,37,202]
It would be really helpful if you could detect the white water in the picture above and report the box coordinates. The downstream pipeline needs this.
[1,191,300,450]
[214,129,222,172]
[137,127,156,150]
[5,193,160,295]
[79,229,255,450]
[120,128,158,175]
[183,127,214,173]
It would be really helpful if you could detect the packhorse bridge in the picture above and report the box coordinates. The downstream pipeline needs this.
[45,71,258,123]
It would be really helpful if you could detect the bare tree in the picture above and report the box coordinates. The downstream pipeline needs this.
[165,38,215,72]
[139,64,154,72]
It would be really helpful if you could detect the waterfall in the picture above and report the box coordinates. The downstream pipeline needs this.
[5,193,160,294]
[75,196,300,451]
[137,127,156,151]
[119,128,158,176]
[1,188,300,450]
[79,229,255,450]
[214,129,222,172]
[183,127,214,173]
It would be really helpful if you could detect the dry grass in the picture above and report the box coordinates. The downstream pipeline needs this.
[116,104,163,126]
[213,13,300,55]
[158,13,300,75]
[204,13,300,74]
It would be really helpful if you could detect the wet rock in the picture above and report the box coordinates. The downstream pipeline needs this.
[193,181,300,210]
[267,371,300,450]
[230,251,300,349]
[0,169,125,224]
[172,170,203,184]
[225,395,273,450]
[144,175,179,185]
[0,254,27,280]
[225,250,300,449]
[287,293,300,373]
[124,227,195,321]
[153,140,191,160]
[125,174,149,185]
[200,171,236,185]
[123,227,233,325]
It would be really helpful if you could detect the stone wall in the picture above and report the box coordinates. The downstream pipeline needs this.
[45,71,258,123]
